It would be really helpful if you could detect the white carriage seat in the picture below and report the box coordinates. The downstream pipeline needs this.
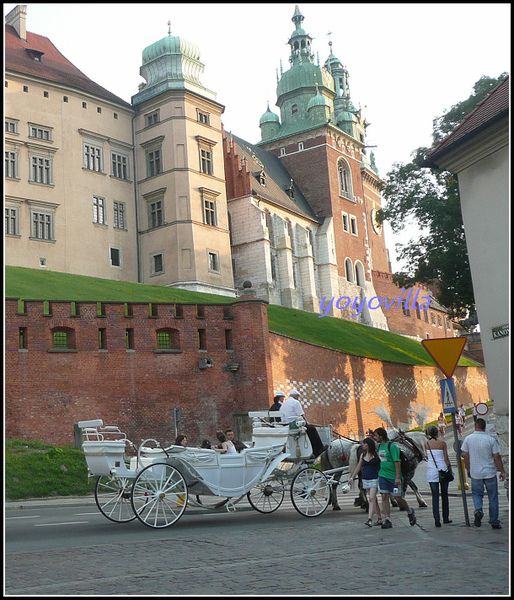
[252,426,289,448]
[82,439,129,477]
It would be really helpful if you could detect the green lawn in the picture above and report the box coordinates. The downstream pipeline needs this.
[6,265,479,367]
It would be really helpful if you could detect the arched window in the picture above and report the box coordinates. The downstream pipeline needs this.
[338,159,353,199]
[345,258,354,283]
[355,261,365,287]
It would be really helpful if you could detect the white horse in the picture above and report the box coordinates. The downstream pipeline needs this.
[321,430,428,511]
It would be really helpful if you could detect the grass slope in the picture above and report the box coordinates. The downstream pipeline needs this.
[6,266,479,367]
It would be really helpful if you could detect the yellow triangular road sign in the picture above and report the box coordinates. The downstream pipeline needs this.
[421,337,467,378]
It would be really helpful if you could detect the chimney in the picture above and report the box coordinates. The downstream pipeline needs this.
[5,5,27,41]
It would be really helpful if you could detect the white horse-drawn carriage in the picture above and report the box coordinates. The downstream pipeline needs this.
[79,412,350,528]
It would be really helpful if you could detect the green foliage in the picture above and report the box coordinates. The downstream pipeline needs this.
[5,439,94,500]
[380,74,507,320]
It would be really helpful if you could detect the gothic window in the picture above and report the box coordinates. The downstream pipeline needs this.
[338,158,353,200]
[345,258,354,283]
[355,261,365,287]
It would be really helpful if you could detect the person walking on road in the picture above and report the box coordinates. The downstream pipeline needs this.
[374,427,416,529]
[461,418,505,529]
[425,425,452,527]
[437,412,447,438]
[348,437,382,527]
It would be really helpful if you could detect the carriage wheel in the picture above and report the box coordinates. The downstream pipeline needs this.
[131,463,188,528]
[247,478,285,514]
[291,467,330,517]
[95,476,136,523]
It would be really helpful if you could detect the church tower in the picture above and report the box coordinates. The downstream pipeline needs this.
[258,6,390,325]
[132,23,235,296]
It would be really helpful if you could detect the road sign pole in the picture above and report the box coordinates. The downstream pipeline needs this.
[451,411,470,527]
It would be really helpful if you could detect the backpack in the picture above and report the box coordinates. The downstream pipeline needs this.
[388,441,410,477]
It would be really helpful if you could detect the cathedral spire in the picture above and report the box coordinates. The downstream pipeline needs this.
[288,5,314,66]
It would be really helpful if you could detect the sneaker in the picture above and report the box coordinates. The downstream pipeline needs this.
[491,523,502,530]
[474,511,483,527]
[381,519,393,529]
[408,509,417,526]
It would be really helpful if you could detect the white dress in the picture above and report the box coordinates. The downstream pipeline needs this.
[226,442,237,455]
[426,445,447,483]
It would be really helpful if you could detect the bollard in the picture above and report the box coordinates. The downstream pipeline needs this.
[458,457,469,490]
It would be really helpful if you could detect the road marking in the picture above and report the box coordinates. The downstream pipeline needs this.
[5,515,40,520]
[74,512,101,516]
[34,521,89,527]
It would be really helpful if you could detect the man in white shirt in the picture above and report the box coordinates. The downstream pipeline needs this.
[280,390,326,458]
[462,418,505,529]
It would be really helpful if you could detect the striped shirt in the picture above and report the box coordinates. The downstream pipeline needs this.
[461,431,500,479]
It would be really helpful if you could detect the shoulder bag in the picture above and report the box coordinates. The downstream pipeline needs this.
[427,440,454,483]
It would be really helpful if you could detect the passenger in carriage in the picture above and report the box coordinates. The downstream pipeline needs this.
[213,431,237,454]
[174,434,188,447]
[269,391,286,423]
[280,389,327,459]
[225,428,248,452]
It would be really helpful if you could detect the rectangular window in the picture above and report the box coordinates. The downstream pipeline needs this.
[148,200,163,229]
[151,252,164,275]
[126,328,135,350]
[19,327,27,350]
[84,144,103,172]
[110,246,121,267]
[111,153,129,180]
[31,156,52,184]
[197,110,210,125]
[53,331,68,348]
[342,212,349,233]
[93,195,106,224]
[198,329,207,351]
[200,148,213,175]
[29,125,52,141]
[5,206,19,235]
[203,199,217,226]
[225,329,233,351]
[157,331,171,349]
[147,149,161,177]
[145,111,159,127]
[98,328,107,350]
[350,215,358,236]
[113,202,126,229]
[32,211,53,240]
[5,150,17,178]
[5,119,18,134]
[208,251,220,273]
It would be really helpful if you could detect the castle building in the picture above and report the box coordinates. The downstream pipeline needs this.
[5,4,456,340]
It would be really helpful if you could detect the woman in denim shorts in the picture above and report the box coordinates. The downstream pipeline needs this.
[348,437,382,527]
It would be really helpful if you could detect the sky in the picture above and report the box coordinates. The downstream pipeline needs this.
[5,3,510,271]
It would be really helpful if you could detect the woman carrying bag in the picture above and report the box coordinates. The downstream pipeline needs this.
[425,424,453,527]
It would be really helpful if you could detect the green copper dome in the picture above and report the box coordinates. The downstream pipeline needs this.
[259,106,280,125]
[133,24,216,105]
[142,33,201,65]
[308,86,330,110]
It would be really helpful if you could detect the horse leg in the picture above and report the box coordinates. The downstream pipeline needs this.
[409,479,428,508]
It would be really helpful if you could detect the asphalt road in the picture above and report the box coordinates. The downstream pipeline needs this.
[5,419,510,596]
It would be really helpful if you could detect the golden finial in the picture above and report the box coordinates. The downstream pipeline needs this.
[168,21,172,35]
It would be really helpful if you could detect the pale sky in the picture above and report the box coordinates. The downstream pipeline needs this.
[4,3,510,270]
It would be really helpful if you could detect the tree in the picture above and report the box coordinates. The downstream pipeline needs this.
[379,74,507,323]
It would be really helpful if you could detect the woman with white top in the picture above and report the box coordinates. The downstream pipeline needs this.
[213,430,237,454]
[425,424,452,527]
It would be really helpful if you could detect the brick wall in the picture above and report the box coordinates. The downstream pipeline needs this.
[269,333,489,439]
[5,297,488,446]
[5,298,272,446]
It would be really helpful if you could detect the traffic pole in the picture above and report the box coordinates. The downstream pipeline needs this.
[451,411,470,526]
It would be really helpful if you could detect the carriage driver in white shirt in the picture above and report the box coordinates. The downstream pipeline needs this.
[280,390,327,458]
